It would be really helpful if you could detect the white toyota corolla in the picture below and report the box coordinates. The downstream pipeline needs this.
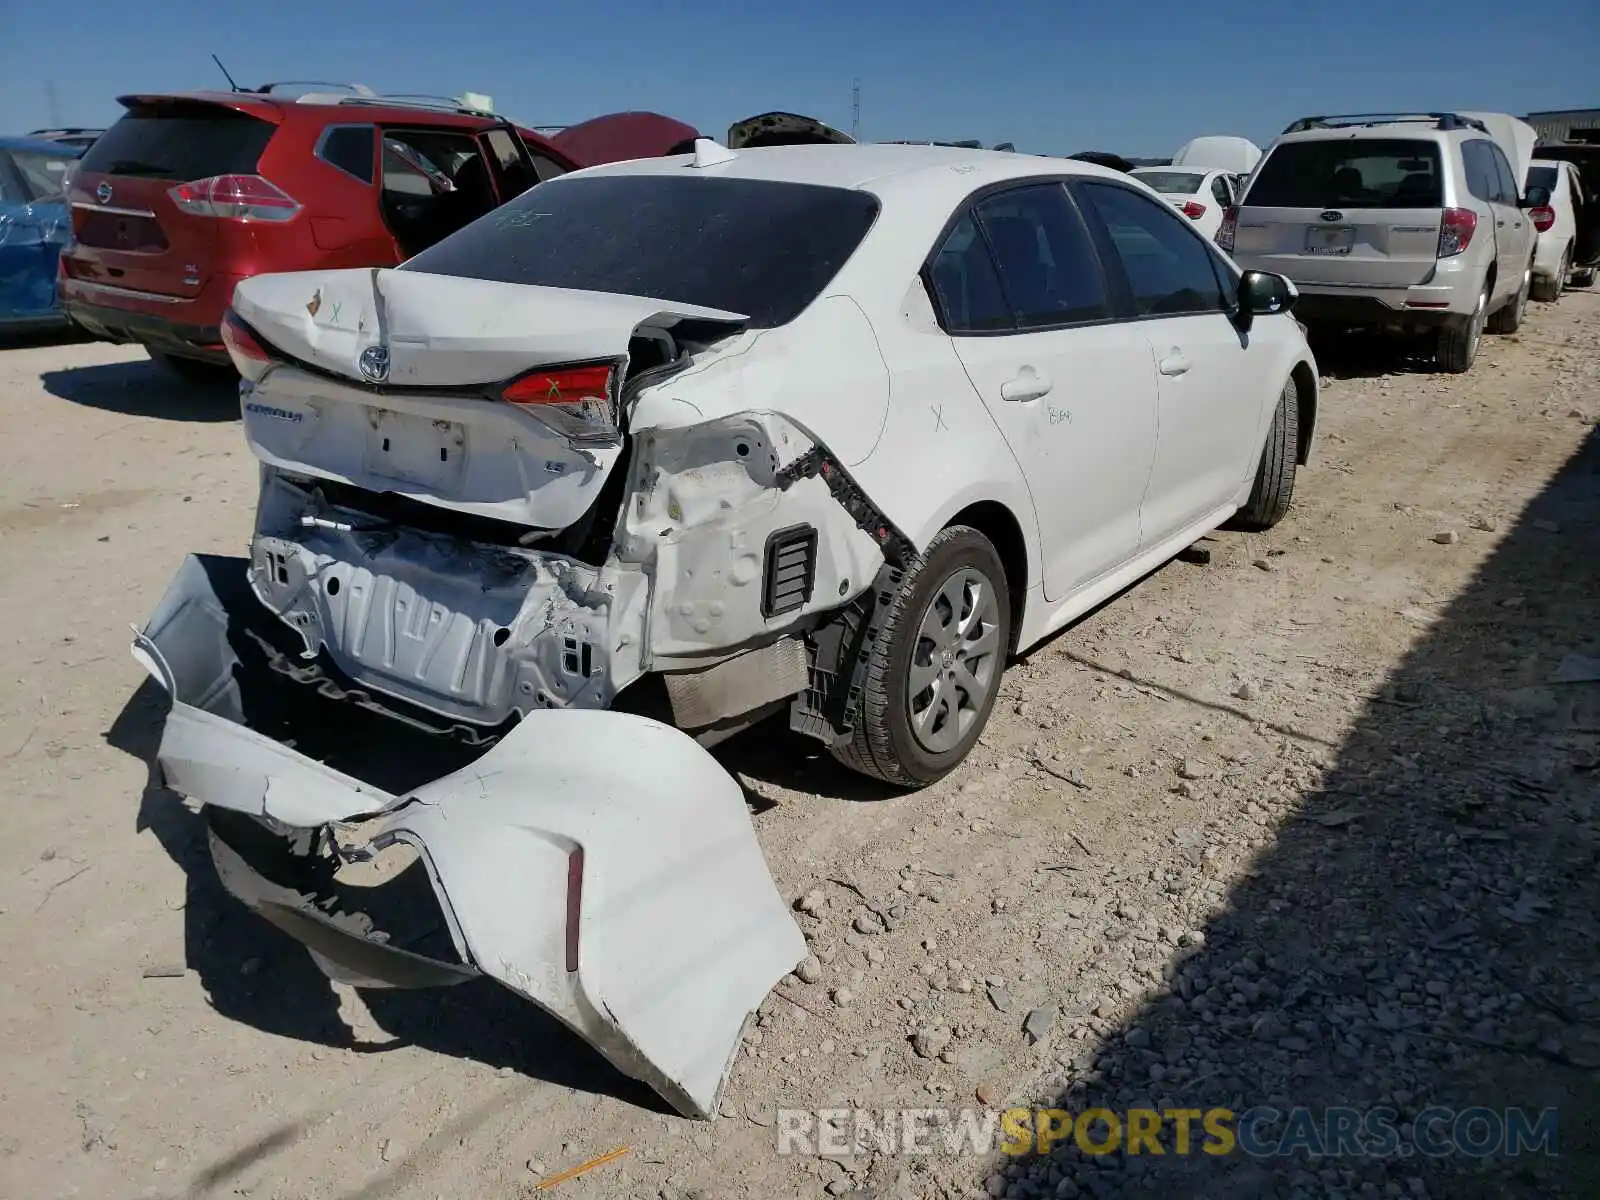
[132,139,1318,1119]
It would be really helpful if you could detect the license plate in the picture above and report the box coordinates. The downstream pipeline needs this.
[1305,225,1355,255]
[364,408,466,489]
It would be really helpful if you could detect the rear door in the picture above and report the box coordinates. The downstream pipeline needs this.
[929,182,1158,602]
[65,98,278,299]
[1485,139,1532,291]
[1232,137,1446,287]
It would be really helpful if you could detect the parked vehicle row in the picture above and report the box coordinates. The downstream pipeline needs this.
[0,135,80,332]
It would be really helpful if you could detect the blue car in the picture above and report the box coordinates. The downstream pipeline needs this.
[0,135,81,332]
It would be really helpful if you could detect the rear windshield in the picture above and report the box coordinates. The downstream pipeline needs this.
[1133,171,1205,194]
[77,103,275,181]
[401,174,881,328]
[1245,139,1443,209]
[10,149,77,201]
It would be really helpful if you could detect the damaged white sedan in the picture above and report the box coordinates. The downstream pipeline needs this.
[133,140,1318,1119]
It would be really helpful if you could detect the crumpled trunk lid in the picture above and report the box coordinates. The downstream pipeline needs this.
[132,553,806,1120]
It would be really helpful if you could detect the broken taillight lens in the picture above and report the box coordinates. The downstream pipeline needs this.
[565,846,584,973]
[1180,199,1206,220]
[1529,205,1556,234]
[221,308,274,380]
[1437,207,1477,257]
[500,364,619,445]
[169,175,302,222]
[1216,205,1238,252]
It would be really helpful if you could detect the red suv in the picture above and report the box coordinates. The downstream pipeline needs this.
[58,86,697,378]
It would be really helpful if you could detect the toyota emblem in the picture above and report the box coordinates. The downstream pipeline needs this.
[1319,209,1344,222]
[96,182,113,205]
[357,344,390,384]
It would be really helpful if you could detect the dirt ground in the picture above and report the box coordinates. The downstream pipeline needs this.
[1,292,1596,1200]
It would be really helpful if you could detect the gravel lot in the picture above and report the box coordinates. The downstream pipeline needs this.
[1,292,1597,1200]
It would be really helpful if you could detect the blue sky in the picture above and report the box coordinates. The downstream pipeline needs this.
[2,0,1596,157]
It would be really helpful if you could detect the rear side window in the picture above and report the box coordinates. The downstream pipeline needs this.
[403,174,880,329]
[1463,141,1498,203]
[973,184,1110,327]
[928,214,1012,333]
[78,103,275,180]
[1487,144,1519,204]
[1244,139,1443,209]
[318,125,375,184]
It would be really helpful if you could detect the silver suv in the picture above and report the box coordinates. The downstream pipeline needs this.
[1220,112,1545,373]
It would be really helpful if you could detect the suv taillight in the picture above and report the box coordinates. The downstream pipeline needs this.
[1529,205,1556,234]
[1438,208,1477,257]
[1180,200,1206,220]
[1216,205,1238,252]
[168,175,300,222]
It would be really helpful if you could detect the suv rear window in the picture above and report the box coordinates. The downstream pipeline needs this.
[77,103,275,181]
[1245,139,1443,209]
[402,174,881,328]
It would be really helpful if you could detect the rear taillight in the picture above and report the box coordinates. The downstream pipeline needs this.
[564,846,584,973]
[1180,200,1206,220]
[1530,205,1556,234]
[1438,207,1477,257]
[500,363,619,446]
[168,175,301,222]
[1216,205,1238,252]
[221,308,274,380]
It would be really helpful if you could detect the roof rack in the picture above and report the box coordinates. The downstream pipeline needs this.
[30,127,104,136]
[1282,112,1489,134]
[257,80,377,97]
[309,92,500,117]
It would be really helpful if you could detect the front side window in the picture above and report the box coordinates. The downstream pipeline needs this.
[973,184,1111,328]
[403,173,880,329]
[1078,182,1227,317]
[1244,139,1443,209]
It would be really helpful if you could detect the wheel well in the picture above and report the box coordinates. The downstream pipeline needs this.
[1291,361,1317,465]
[946,501,1028,654]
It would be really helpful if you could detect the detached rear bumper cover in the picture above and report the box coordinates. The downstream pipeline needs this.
[133,553,806,1119]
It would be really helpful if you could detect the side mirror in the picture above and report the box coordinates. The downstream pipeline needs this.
[1235,270,1297,332]
[1520,185,1552,209]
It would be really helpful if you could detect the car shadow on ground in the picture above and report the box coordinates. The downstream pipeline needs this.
[103,680,672,1122]
[1304,328,1443,380]
[40,356,238,422]
[988,427,1600,1197]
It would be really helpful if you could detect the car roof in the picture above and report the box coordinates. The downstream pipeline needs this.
[553,141,1134,203]
[114,90,509,131]
[0,134,84,156]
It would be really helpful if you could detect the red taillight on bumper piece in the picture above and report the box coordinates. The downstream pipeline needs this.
[564,846,584,973]
[500,363,621,445]
[1217,205,1238,252]
[1437,207,1477,257]
[220,309,274,380]
[1180,200,1207,220]
[169,175,301,222]
[1530,205,1556,234]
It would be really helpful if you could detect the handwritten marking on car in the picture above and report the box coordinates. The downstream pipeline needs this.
[930,404,947,432]
[1048,406,1073,426]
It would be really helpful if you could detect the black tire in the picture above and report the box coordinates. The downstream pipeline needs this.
[1572,267,1596,289]
[830,526,1011,788]
[1530,247,1568,303]
[1435,280,1489,374]
[1486,261,1530,334]
[147,347,236,384]
[1227,376,1299,533]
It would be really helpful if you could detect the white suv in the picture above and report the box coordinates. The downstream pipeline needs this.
[1221,112,1542,373]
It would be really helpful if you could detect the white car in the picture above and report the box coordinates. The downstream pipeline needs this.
[1130,165,1240,241]
[1526,157,1587,301]
[131,141,1319,1119]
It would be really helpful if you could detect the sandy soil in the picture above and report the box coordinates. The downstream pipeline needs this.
[1,290,1596,1200]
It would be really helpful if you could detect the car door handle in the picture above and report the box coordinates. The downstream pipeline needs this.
[1497,219,1506,227]
[1157,351,1191,377]
[999,369,1051,402]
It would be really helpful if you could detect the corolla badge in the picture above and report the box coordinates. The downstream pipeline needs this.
[1319,209,1344,222]
[357,344,390,384]
[96,182,113,205]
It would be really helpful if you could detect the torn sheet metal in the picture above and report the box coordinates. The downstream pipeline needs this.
[134,553,806,1119]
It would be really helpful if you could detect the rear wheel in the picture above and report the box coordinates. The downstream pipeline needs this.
[147,347,235,384]
[1487,261,1530,334]
[830,526,1011,788]
[1226,376,1299,533]
[1530,247,1569,303]
[1435,281,1488,374]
